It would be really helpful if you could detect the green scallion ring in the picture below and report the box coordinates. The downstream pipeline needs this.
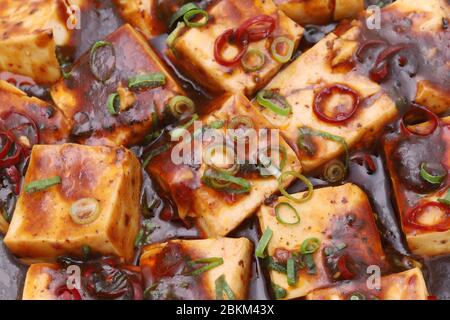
[271,282,287,299]
[241,49,265,72]
[420,162,446,184]
[203,143,239,175]
[89,41,115,82]
[256,90,292,117]
[168,95,195,119]
[167,22,186,50]
[271,36,295,64]
[277,171,313,203]
[25,176,62,194]
[258,145,287,173]
[107,92,120,115]
[228,115,254,141]
[438,189,450,206]
[128,72,166,90]
[168,2,199,30]
[201,168,251,194]
[255,227,273,258]
[209,120,225,129]
[287,257,297,286]
[300,237,321,254]
[183,9,209,28]
[323,159,346,183]
[348,292,366,300]
[275,202,300,225]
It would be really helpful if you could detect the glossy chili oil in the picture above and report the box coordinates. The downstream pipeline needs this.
[0,0,448,300]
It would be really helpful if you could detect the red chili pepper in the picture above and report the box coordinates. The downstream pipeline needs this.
[406,202,449,232]
[235,14,276,43]
[0,143,22,168]
[5,166,21,194]
[313,84,360,123]
[1,111,40,147]
[336,254,355,280]
[214,29,249,66]
[356,39,387,62]
[55,286,82,300]
[0,131,13,159]
[351,153,377,173]
[400,105,439,136]
[369,44,407,83]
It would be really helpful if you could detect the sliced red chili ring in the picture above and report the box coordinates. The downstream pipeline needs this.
[0,143,22,168]
[400,105,439,136]
[356,39,387,62]
[406,202,449,232]
[0,131,13,159]
[369,44,407,83]
[5,165,21,195]
[1,111,40,147]
[214,29,249,66]
[313,84,360,123]
[235,14,276,43]
[55,286,82,300]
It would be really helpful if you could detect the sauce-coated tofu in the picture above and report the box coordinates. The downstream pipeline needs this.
[4,143,142,262]
[306,268,428,300]
[0,80,69,144]
[0,0,82,83]
[275,0,364,25]
[253,27,397,172]
[140,238,253,300]
[258,183,389,299]
[169,0,303,96]
[384,117,450,256]
[148,93,301,237]
[51,24,185,147]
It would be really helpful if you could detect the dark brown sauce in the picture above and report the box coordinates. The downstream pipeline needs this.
[0,0,448,300]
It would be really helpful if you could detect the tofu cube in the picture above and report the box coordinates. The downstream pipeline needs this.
[252,27,397,172]
[113,0,165,39]
[258,183,389,299]
[306,268,429,300]
[275,0,364,25]
[22,264,60,300]
[415,81,450,115]
[383,117,450,256]
[169,0,303,96]
[148,93,301,237]
[0,80,69,144]
[51,24,185,147]
[4,143,142,262]
[139,238,253,300]
[0,0,83,83]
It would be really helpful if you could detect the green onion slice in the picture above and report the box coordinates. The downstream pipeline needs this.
[266,256,287,273]
[256,90,292,117]
[323,159,346,183]
[228,115,254,141]
[298,127,349,169]
[275,202,300,225]
[255,227,273,258]
[168,95,195,119]
[287,257,297,286]
[278,171,313,203]
[348,292,366,300]
[128,72,166,91]
[215,275,236,300]
[107,92,120,115]
[89,41,115,82]
[271,36,295,64]
[201,168,251,194]
[169,114,199,140]
[203,143,239,174]
[183,9,209,28]
[167,22,186,50]
[209,120,225,129]
[188,257,224,276]
[241,49,265,72]
[300,237,321,254]
[25,176,61,193]
[168,2,200,29]
[70,198,100,225]
[258,145,287,177]
[271,282,287,299]
[438,189,450,206]
[420,162,446,184]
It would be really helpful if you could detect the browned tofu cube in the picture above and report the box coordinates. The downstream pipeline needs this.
[306,268,429,300]
[384,116,450,256]
[4,143,142,262]
[148,93,301,237]
[275,0,364,25]
[168,0,303,96]
[0,80,69,144]
[0,0,85,83]
[140,238,253,300]
[23,258,142,300]
[258,183,389,299]
[51,24,185,146]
